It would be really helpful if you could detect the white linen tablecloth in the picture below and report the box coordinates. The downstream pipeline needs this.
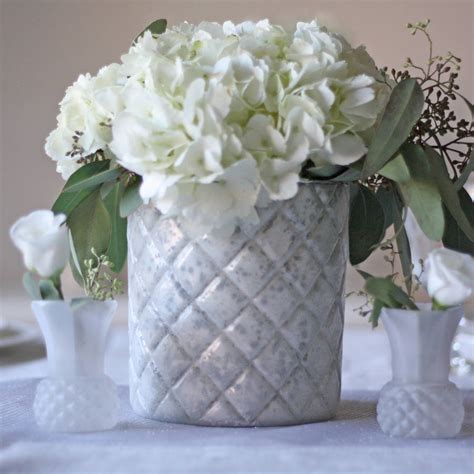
[1,326,473,473]
[1,380,473,474]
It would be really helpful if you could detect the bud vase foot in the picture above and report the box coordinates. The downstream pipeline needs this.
[377,381,464,438]
[34,375,119,432]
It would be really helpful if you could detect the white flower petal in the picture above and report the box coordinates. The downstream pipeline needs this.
[320,133,367,166]
[10,210,69,278]
[426,248,474,307]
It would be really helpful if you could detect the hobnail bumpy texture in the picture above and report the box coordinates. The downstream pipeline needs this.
[377,382,465,438]
[128,183,349,426]
[34,376,119,432]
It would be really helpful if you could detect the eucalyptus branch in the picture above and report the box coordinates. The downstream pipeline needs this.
[83,249,124,301]
[431,129,458,177]
[387,20,473,180]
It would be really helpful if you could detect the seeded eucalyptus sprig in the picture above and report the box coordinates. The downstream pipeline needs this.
[83,249,124,301]
[380,19,473,178]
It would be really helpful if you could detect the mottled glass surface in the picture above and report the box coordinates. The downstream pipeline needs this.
[128,184,349,426]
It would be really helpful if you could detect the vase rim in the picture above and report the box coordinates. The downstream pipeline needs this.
[381,303,463,317]
[31,299,118,308]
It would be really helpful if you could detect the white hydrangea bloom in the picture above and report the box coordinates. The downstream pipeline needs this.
[45,64,123,178]
[45,19,387,235]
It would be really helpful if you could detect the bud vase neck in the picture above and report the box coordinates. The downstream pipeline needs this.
[32,299,117,378]
[382,304,463,384]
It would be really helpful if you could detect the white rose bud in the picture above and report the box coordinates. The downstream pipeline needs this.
[425,248,474,308]
[10,210,70,278]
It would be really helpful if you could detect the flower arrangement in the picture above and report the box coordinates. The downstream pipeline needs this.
[41,18,392,280]
[11,18,474,304]
[46,19,386,241]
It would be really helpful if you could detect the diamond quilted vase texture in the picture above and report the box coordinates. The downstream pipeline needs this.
[128,183,349,426]
[377,382,465,438]
[33,376,119,432]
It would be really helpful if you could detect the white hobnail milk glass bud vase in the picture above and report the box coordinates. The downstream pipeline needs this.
[32,299,119,432]
[377,304,465,438]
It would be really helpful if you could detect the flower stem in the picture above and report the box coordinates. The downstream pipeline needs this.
[51,273,64,300]
[432,299,449,311]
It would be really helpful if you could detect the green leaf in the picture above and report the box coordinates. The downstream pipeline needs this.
[378,154,410,183]
[364,277,417,310]
[52,160,110,216]
[119,178,143,218]
[443,187,474,256]
[349,184,386,265]
[100,180,116,199]
[455,149,474,191]
[361,78,424,179]
[104,182,128,273]
[357,269,373,281]
[63,168,121,194]
[391,191,413,293]
[369,299,384,328]
[376,186,395,232]
[397,144,445,240]
[305,164,345,180]
[134,19,167,43]
[425,146,474,241]
[39,279,61,300]
[23,272,41,300]
[349,182,359,203]
[331,167,361,182]
[67,189,112,279]
[69,231,84,285]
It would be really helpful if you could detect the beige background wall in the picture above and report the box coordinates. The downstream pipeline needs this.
[1,0,473,298]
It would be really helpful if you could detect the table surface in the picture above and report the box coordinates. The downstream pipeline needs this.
[1,325,473,473]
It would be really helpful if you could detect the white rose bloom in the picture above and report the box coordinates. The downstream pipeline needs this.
[425,248,474,307]
[10,210,69,278]
[46,18,386,235]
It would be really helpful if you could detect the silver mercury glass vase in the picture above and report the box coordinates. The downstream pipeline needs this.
[128,183,349,426]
